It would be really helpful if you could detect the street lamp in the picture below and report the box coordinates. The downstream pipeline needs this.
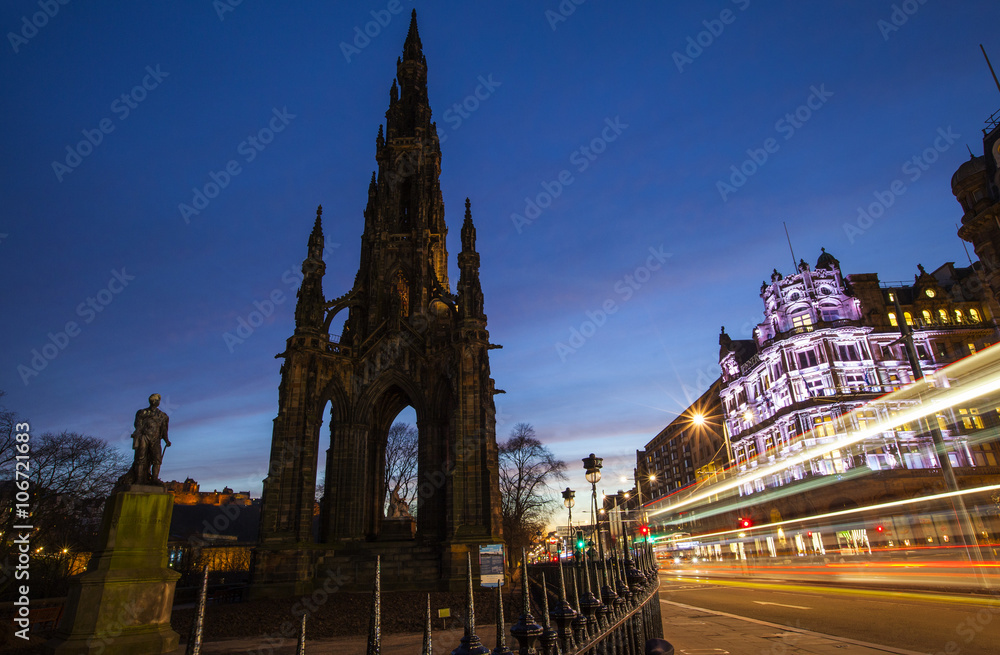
[582,453,603,560]
[561,487,575,539]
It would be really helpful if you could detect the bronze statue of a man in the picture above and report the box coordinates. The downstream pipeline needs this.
[127,393,171,485]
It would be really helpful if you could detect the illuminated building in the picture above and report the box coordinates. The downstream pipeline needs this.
[164,478,252,506]
[719,250,1000,497]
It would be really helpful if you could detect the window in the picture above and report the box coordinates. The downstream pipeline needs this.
[970,308,981,322]
[888,312,898,327]
[917,344,928,359]
[837,344,859,361]
[792,313,813,330]
[797,350,818,368]
[939,309,948,323]
[812,415,835,438]
[958,408,984,430]
[955,309,964,323]
[904,312,914,326]
[969,343,977,355]
[936,342,947,358]
[923,310,932,324]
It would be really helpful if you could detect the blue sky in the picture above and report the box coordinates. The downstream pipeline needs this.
[2,1,999,513]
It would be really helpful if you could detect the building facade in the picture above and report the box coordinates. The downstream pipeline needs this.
[719,250,999,497]
[955,95,1000,304]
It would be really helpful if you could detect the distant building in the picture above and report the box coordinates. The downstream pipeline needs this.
[718,250,1000,496]
[164,478,252,506]
[638,379,727,501]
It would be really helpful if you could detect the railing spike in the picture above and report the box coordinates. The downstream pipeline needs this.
[492,582,513,655]
[185,564,208,655]
[452,551,489,655]
[366,555,381,655]
[296,611,307,655]
[422,593,433,655]
[510,548,543,655]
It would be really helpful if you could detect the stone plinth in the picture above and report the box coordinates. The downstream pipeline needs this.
[45,485,180,655]
[380,517,416,540]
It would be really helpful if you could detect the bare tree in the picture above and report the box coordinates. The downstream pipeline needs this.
[384,422,419,514]
[0,426,128,598]
[499,423,566,567]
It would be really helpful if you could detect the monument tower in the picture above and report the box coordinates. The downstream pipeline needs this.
[253,11,503,595]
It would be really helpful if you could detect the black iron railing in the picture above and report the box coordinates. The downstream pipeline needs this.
[181,542,665,655]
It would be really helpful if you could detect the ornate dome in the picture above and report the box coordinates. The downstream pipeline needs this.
[815,247,840,271]
[951,155,987,194]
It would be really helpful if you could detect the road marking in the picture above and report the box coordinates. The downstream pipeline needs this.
[752,601,811,610]
[660,598,928,655]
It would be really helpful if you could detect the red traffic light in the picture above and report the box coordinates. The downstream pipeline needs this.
[738,517,752,528]
[876,525,884,532]
[639,525,650,537]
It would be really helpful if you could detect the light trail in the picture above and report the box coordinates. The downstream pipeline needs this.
[649,351,1000,519]
[665,482,1000,542]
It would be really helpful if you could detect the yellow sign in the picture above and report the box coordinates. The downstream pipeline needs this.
[437,608,450,619]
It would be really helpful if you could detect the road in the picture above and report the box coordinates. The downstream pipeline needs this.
[658,572,1000,655]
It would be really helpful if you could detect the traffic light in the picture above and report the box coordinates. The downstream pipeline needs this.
[875,524,884,533]
[576,531,585,550]
[639,525,650,538]
[738,517,752,528]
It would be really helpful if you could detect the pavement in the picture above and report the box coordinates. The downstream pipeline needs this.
[166,596,928,655]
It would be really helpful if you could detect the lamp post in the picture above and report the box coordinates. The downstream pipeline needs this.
[582,454,603,560]
[561,487,575,539]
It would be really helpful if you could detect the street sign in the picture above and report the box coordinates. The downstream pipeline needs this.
[479,544,504,587]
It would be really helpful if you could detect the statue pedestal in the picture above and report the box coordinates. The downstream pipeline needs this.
[381,517,416,540]
[45,485,180,655]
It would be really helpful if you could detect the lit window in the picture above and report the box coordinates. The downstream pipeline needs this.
[968,343,977,355]
[904,312,913,326]
[888,313,898,327]
[955,310,964,323]
[812,415,835,438]
[792,313,813,330]
[939,309,948,322]
[923,310,932,324]
[970,308,981,322]
[888,292,895,301]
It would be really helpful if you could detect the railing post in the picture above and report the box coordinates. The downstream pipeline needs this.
[510,550,543,655]
[538,572,559,655]
[452,552,490,655]
[185,564,208,655]
[492,584,514,655]
[599,555,618,625]
[296,612,307,655]
[550,553,578,653]
[568,567,587,644]
[423,594,433,655]
[578,546,602,636]
[366,556,381,655]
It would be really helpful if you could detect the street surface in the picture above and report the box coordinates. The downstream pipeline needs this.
[659,572,1000,655]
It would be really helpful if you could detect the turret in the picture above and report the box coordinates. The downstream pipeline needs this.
[294,205,326,334]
